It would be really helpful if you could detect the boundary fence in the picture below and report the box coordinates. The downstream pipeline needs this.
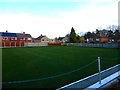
[24,42,48,47]
[1,42,120,48]
[64,43,120,48]
[24,42,62,47]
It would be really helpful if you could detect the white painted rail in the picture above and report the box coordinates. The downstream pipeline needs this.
[57,64,120,90]
[84,70,120,89]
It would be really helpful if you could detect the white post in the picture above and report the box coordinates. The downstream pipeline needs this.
[98,56,101,84]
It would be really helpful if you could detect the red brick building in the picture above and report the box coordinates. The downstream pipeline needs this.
[0,32,32,47]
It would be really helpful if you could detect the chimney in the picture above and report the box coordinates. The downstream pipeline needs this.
[6,30,8,32]
[23,32,25,34]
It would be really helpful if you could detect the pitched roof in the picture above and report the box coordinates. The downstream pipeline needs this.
[0,32,17,37]
[0,32,2,36]
[0,32,32,38]
[35,35,48,40]
[25,34,32,38]
[16,33,32,38]
[16,33,25,38]
[57,37,64,40]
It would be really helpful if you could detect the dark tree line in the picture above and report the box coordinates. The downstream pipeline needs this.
[84,29,120,43]
[68,27,120,43]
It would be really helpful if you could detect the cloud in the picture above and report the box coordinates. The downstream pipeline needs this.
[0,1,118,38]
[0,13,71,38]
[57,2,118,32]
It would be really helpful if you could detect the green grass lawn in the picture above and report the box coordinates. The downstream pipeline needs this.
[2,46,119,88]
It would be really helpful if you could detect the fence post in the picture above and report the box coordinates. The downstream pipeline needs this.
[98,56,101,84]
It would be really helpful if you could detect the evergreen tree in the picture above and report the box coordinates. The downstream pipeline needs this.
[114,29,120,42]
[76,35,80,43]
[70,27,76,43]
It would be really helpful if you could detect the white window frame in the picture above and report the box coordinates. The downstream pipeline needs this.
[42,39,44,41]
[112,39,114,42]
[3,37,8,40]
[11,37,17,40]
[96,38,100,41]
[28,38,31,40]
[20,37,25,40]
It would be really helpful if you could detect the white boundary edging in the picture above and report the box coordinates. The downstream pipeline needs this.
[84,71,120,89]
[57,64,120,90]
[24,42,48,47]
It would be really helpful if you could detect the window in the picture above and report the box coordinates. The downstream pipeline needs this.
[96,38,100,41]
[20,38,25,40]
[42,39,44,41]
[3,37,8,40]
[112,39,114,42]
[28,38,31,40]
[11,37,17,40]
